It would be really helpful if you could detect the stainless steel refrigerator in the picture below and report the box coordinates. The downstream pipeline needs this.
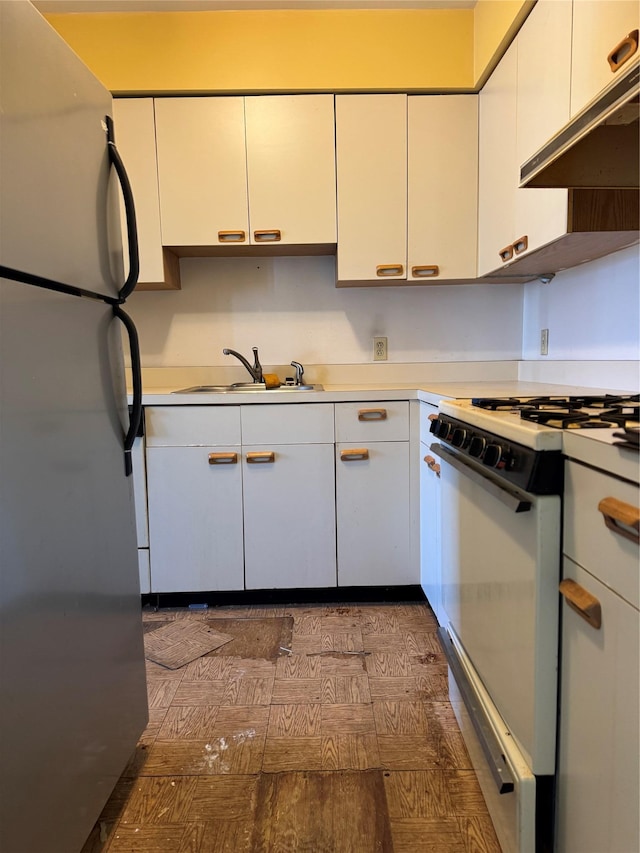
[0,3,148,851]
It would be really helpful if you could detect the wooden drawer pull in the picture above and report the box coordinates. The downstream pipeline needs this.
[498,244,514,263]
[208,452,238,465]
[340,448,369,462]
[358,408,387,421]
[513,235,528,255]
[254,230,281,242]
[559,578,602,629]
[376,264,404,277]
[411,265,440,278]
[424,455,441,477]
[607,29,639,73]
[246,451,275,464]
[598,496,640,545]
[218,230,246,243]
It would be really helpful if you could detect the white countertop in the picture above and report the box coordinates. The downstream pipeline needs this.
[137,380,627,407]
[563,429,640,484]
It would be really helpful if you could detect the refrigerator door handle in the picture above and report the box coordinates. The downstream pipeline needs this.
[105,115,140,302]
[113,304,142,477]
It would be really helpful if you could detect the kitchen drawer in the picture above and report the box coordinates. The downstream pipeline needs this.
[564,459,639,609]
[419,401,438,444]
[335,401,409,442]
[241,403,334,445]
[145,406,241,447]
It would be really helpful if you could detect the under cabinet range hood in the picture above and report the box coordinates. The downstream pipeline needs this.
[520,56,639,189]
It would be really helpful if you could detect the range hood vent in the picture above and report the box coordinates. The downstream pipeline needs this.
[520,57,639,189]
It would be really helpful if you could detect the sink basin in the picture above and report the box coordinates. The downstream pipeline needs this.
[172,383,323,394]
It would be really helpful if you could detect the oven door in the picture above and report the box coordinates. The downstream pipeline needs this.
[433,442,560,775]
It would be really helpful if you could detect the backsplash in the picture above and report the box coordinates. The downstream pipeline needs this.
[125,246,638,390]
[125,254,524,367]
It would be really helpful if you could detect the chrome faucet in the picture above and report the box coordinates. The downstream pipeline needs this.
[222,347,263,383]
[290,361,305,386]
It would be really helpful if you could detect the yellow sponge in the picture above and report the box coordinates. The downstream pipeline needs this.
[263,373,281,389]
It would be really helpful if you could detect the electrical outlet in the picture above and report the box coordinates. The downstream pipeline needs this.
[540,328,549,356]
[373,336,388,361]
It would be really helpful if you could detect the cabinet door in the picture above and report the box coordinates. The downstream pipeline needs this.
[242,443,336,589]
[112,99,177,289]
[514,0,570,257]
[557,557,640,852]
[336,441,412,586]
[571,0,640,118]
[420,442,442,624]
[147,445,244,592]
[408,96,478,281]
[477,41,518,277]
[154,97,249,247]
[245,95,336,245]
[335,94,407,282]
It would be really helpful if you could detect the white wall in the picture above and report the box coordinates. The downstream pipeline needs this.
[522,245,639,360]
[127,255,524,367]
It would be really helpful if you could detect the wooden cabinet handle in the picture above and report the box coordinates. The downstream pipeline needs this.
[358,408,387,421]
[513,235,528,255]
[598,496,640,545]
[608,29,639,72]
[559,578,602,629]
[411,265,440,278]
[254,230,281,242]
[208,452,238,465]
[340,448,369,461]
[498,244,514,263]
[376,264,404,277]
[424,455,441,477]
[428,413,438,422]
[246,451,275,464]
[218,230,246,243]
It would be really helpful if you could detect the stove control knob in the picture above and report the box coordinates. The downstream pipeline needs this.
[429,417,441,435]
[435,420,452,440]
[483,443,507,469]
[451,427,468,448]
[468,436,486,458]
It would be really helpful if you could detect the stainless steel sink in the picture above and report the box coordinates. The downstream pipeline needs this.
[172,383,323,394]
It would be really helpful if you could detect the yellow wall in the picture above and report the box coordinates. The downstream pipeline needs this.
[45,3,531,95]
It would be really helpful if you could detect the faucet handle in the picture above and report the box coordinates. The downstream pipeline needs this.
[290,361,304,386]
[252,347,263,383]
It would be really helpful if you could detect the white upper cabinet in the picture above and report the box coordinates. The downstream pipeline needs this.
[477,40,518,277]
[112,98,180,290]
[335,94,408,282]
[478,0,580,276]
[408,95,478,282]
[154,97,249,247]
[514,0,572,257]
[244,95,336,245]
[154,95,336,247]
[570,0,640,118]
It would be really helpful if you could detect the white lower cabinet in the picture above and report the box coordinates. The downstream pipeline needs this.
[145,406,244,592]
[143,401,418,592]
[241,403,336,589]
[419,402,443,622]
[335,401,413,586]
[243,443,336,589]
[147,443,245,593]
[145,404,335,592]
[557,557,639,853]
[557,455,640,852]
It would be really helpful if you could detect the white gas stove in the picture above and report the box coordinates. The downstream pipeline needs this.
[430,391,638,853]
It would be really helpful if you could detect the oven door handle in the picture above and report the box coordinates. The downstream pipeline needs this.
[431,443,532,513]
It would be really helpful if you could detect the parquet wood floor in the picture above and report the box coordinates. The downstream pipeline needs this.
[81,602,501,853]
